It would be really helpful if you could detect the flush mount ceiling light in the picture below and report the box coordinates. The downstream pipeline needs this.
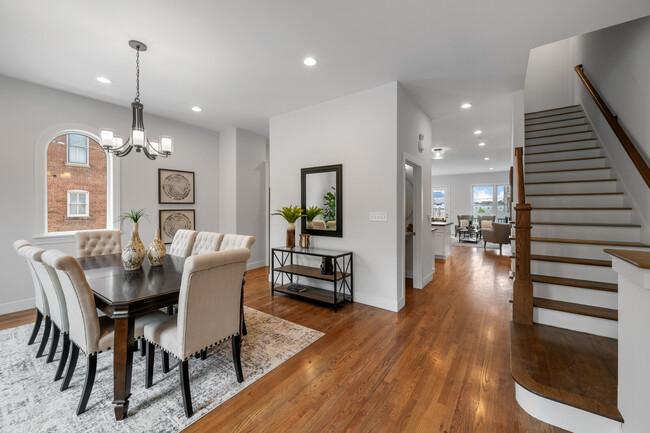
[478,142,486,146]
[461,103,472,109]
[303,57,317,66]
[484,157,490,160]
[100,40,173,160]
[473,130,482,135]
[432,148,445,160]
[191,106,202,112]
[96,76,111,84]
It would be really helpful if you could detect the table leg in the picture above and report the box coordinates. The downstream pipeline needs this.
[113,316,135,420]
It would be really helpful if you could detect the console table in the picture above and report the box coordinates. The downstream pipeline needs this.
[271,246,353,312]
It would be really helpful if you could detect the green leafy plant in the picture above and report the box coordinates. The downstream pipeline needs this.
[304,206,323,222]
[272,206,304,224]
[322,187,336,222]
[117,208,149,224]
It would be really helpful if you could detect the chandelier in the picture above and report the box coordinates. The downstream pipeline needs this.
[100,41,173,160]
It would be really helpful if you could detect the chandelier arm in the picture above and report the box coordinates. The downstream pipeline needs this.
[114,146,133,157]
[142,146,157,160]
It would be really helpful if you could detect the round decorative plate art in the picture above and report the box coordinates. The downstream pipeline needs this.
[159,169,195,204]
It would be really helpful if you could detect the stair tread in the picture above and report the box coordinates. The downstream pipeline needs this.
[532,221,639,227]
[525,109,583,121]
[525,178,617,185]
[531,207,631,210]
[526,166,610,174]
[525,122,589,133]
[525,138,597,148]
[533,297,618,320]
[510,322,622,422]
[531,237,650,248]
[531,274,617,292]
[525,115,586,127]
[525,156,605,165]
[527,192,623,196]
[525,130,593,140]
[525,105,581,116]
[526,146,600,156]
[531,254,611,267]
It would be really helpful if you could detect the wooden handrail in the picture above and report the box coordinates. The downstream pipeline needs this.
[515,148,525,204]
[575,64,650,188]
[513,147,533,325]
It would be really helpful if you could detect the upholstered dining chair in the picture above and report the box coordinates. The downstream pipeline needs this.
[75,230,122,258]
[13,240,50,357]
[168,230,198,258]
[19,245,71,381]
[219,234,256,337]
[191,232,224,255]
[143,248,250,417]
[42,249,167,415]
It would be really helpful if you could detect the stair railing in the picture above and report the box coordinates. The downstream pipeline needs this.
[575,64,650,188]
[513,147,533,325]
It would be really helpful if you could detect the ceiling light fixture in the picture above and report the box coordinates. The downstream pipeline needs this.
[484,157,490,161]
[432,148,445,160]
[100,41,172,160]
[303,57,317,66]
[478,142,486,146]
[461,103,472,109]
[473,130,482,135]
[96,76,111,84]
[489,167,494,170]
[191,106,202,112]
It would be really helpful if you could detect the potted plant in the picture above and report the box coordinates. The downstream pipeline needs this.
[117,208,148,271]
[272,206,304,248]
[322,187,336,229]
[304,205,323,229]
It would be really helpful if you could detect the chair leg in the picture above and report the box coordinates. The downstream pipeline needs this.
[201,350,207,361]
[483,241,486,249]
[145,342,155,388]
[28,310,43,345]
[140,340,146,357]
[179,360,193,417]
[61,344,79,391]
[242,315,247,336]
[36,316,51,358]
[166,306,174,315]
[47,324,60,363]
[54,333,70,381]
[76,354,97,415]
[499,244,503,255]
[162,351,170,374]
[133,340,139,352]
[231,335,244,383]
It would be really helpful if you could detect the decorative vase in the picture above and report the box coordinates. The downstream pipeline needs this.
[286,223,296,248]
[299,233,311,249]
[122,222,146,271]
[147,228,166,266]
[306,220,313,229]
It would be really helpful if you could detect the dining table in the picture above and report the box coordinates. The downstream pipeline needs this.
[78,253,185,421]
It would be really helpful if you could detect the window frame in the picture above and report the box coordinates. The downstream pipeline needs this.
[471,183,511,219]
[66,134,89,166]
[432,185,450,221]
[66,190,90,218]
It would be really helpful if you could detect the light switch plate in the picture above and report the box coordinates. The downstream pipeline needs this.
[369,212,388,222]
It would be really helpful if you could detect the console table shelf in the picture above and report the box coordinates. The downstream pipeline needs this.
[271,247,353,312]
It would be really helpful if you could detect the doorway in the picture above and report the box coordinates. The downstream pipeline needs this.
[402,157,423,301]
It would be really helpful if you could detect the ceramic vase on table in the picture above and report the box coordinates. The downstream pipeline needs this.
[147,228,166,266]
[286,223,296,248]
[299,233,311,249]
[122,222,146,271]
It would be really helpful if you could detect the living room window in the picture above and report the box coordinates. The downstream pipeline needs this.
[67,190,89,217]
[472,184,511,220]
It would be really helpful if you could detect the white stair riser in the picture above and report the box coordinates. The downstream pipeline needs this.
[533,282,618,309]
[525,147,603,162]
[525,123,591,138]
[526,168,612,183]
[533,308,618,339]
[526,158,608,171]
[532,242,645,261]
[531,209,633,224]
[526,131,594,146]
[525,139,598,153]
[526,194,627,207]
[531,224,640,242]
[525,181,619,194]
[526,117,587,130]
[531,261,617,283]
[525,111,584,124]
[525,106,582,119]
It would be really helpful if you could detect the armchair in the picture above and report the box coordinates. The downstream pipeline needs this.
[482,223,510,254]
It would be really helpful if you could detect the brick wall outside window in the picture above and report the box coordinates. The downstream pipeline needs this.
[47,134,107,232]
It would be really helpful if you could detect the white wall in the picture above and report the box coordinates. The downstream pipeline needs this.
[270,83,401,312]
[0,75,221,314]
[523,39,575,113]
[431,171,510,233]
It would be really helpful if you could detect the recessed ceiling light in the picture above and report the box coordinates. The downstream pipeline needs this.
[191,106,202,112]
[461,103,472,109]
[484,157,490,160]
[489,167,494,170]
[474,130,482,135]
[96,76,111,84]
[478,142,486,146]
[303,57,317,66]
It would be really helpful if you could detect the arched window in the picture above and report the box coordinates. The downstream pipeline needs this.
[45,132,110,233]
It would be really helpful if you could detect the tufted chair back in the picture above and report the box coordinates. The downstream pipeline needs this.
[168,230,198,258]
[14,240,49,316]
[20,246,69,333]
[219,234,256,251]
[42,250,100,355]
[191,232,225,256]
[75,230,122,258]
[177,248,250,360]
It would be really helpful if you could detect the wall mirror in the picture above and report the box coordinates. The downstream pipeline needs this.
[301,164,342,237]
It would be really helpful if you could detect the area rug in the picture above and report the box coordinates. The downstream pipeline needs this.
[0,307,323,432]
[450,237,512,254]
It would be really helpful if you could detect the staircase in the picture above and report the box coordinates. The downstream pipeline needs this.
[511,104,650,432]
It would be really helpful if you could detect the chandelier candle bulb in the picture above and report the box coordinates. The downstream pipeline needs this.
[132,130,145,147]
[100,130,115,148]
[161,137,173,153]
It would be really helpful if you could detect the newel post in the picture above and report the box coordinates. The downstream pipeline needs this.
[513,147,533,325]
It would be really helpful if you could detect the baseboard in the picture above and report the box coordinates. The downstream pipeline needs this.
[0,298,35,316]
[434,253,450,259]
[247,260,267,271]
[422,271,434,287]
[354,292,401,312]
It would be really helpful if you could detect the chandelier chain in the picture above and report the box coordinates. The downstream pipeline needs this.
[135,47,140,103]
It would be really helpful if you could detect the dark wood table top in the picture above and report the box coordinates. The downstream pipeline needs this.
[78,253,186,317]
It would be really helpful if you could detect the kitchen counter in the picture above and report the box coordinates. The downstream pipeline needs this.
[431,222,452,259]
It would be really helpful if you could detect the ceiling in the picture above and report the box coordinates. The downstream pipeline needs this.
[1,1,649,174]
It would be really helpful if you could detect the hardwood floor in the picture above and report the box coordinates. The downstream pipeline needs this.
[0,246,563,432]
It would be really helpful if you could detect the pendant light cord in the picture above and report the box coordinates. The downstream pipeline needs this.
[135,47,140,103]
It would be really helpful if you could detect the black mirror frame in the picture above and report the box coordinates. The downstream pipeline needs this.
[301,164,342,238]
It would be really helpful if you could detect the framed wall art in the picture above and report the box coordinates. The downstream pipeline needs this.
[159,169,195,204]
[159,209,196,244]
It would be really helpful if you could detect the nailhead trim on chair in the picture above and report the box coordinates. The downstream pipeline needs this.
[145,333,240,362]
[82,335,145,357]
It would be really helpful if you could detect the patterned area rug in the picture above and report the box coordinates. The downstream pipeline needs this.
[451,236,512,254]
[0,307,323,432]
